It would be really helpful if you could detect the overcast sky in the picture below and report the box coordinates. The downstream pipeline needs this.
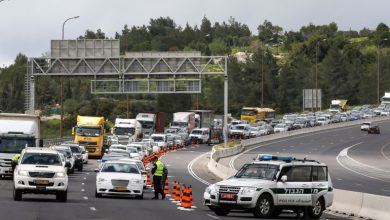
[0,0,389,67]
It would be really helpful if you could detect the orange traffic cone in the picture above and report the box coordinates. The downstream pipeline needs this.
[163,178,169,195]
[180,185,188,207]
[146,172,151,186]
[187,185,193,208]
[175,182,181,201]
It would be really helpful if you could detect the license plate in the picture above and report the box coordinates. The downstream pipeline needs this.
[34,179,49,185]
[114,187,128,191]
[220,193,236,200]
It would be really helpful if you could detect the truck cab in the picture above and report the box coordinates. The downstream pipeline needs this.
[0,113,41,178]
[73,116,105,158]
[111,118,142,145]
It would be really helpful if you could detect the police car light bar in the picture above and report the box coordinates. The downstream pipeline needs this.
[257,154,295,162]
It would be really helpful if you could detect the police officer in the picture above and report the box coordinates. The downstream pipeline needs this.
[151,156,165,200]
[11,153,20,171]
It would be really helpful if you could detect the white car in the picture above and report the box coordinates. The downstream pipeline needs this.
[207,155,333,219]
[316,117,330,126]
[127,144,145,159]
[150,134,167,150]
[95,160,144,199]
[249,127,262,137]
[13,147,70,202]
[189,128,210,144]
[380,110,390,116]
[229,124,251,139]
[360,122,371,131]
[79,145,88,164]
[119,158,148,188]
[51,146,75,174]
[274,123,289,133]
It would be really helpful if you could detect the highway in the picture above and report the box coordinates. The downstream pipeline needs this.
[218,120,390,196]
[0,142,358,220]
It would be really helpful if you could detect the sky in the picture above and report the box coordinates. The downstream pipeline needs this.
[0,0,389,67]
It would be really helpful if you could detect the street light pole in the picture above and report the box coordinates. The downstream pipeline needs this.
[261,49,264,107]
[377,38,388,105]
[60,16,80,138]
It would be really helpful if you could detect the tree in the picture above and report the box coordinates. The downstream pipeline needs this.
[258,20,283,43]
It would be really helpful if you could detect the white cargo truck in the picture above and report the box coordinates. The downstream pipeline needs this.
[0,113,41,178]
[171,112,195,133]
[111,118,142,145]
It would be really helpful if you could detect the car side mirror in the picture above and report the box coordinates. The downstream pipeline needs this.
[281,175,287,182]
[94,168,100,173]
[141,171,147,175]
[65,162,71,168]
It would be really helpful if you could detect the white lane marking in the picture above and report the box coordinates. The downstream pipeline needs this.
[337,179,343,181]
[356,183,363,186]
[86,173,90,175]
[81,183,85,185]
[81,189,85,192]
[207,214,220,219]
[167,176,175,178]
[187,152,211,186]
[83,177,87,180]
[336,142,390,183]
[228,125,363,170]
[83,196,88,200]
[382,189,390,193]
[166,164,171,167]
[90,207,96,211]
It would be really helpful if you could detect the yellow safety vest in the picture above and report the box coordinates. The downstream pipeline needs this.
[154,160,164,177]
[12,154,20,161]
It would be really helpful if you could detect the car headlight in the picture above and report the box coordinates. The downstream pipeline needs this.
[205,186,211,194]
[18,170,29,176]
[131,179,141,184]
[241,187,256,195]
[98,177,106,182]
[208,184,219,194]
[56,172,66,178]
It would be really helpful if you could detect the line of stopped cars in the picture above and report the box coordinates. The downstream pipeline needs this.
[12,142,89,202]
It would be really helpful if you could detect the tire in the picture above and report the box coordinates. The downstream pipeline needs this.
[13,187,22,201]
[207,205,214,211]
[135,193,143,200]
[70,167,74,174]
[271,207,282,217]
[56,191,67,202]
[253,194,274,218]
[78,164,83,172]
[213,207,230,216]
[308,198,324,219]
[95,189,102,198]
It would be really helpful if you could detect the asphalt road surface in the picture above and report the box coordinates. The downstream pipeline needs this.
[0,142,358,220]
[219,120,390,196]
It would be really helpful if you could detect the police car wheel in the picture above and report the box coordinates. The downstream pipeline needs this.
[254,194,273,217]
[13,187,22,201]
[207,205,214,211]
[308,198,324,219]
[213,207,230,216]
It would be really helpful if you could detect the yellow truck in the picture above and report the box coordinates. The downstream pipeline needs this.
[240,107,275,123]
[73,116,105,158]
[329,100,348,113]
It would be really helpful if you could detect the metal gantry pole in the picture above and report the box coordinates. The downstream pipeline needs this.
[29,76,35,114]
[224,57,228,148]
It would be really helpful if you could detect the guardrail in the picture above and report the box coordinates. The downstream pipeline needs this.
[207,116,390,219]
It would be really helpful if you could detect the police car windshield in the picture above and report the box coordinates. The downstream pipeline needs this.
[235,164,278,180]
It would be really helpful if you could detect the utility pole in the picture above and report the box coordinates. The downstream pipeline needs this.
[261,50,264,107]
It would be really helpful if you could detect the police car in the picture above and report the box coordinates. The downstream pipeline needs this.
[205,155,333,219]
